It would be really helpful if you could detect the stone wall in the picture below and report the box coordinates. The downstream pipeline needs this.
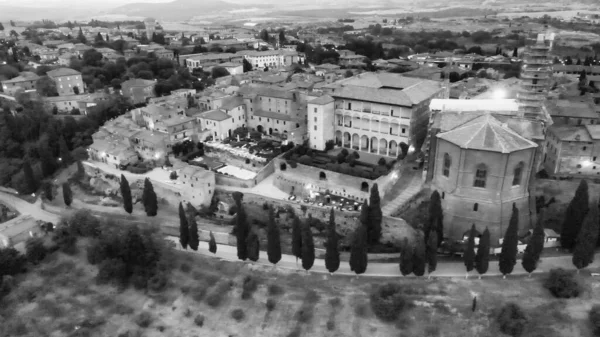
[214,157,276,188]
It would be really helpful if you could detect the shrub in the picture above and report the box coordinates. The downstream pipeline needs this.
[354,302,370,317]
[266,298,276,311]
[194,314,205,327]
[206,280,232,307]
[288,160,297,168]
[296,304,314,323]
[180,263,191,273]
[287,327,301,337]
[135,312,152,328]
[589,305,600,336]
[231,308,245,321]
[543,268,581,298]
[496,303,527,337]
[370,283,409,322]
[329,297,342,307]
[268,284,284,296]
[147,272,168,292]
[305,289,320,304]
[424,325,441,337]
[327,320,335,331]
[169,171,178,180]
[25,238,47,264]
[241,275,259,299]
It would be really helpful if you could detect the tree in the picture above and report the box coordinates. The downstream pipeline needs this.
[10,20,15,27]
[62,182,73,206]
[58,135,73,166]
[561,179,589,250]
[0,23,4,31]
[426,230,438,277]
[412,231,426,277]
[512,47,518,58]
[367,184,382,245]
[499,204,519,278]
[142,178,158,216]
[36,76,58,97]
[246,227,260,262]
[399,237,413,276]
[211,67,230,79]
[95,32,104,44]
[39,144,57,177]
[77,27,87,44]
[278,30,286,44]
[208,231,217,254]
[73,86,80,95]
[572,200,599,271]
[427,190,444,245]
[266,205,281,265]
[325,208,340,274]
[120,174,132,214]
[242,58,253,72]
[301,220,315,271]
[178,202,189,249]
[291,214,302,263]
[22,161,37,194]
[464,224,476,277]
[25,238,47,264]
[475,227,490,278]
[522,211,545,275]
[188,209,199,251]
[233,192,249,260]
[349,224,368,276]
[259,29,269,42]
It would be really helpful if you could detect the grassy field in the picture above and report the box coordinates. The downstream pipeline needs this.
[2,238,599,337]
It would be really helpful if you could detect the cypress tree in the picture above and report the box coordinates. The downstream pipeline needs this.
[349,224,368,276]
[464,224,476,277]
[178,202,189,249]
[522,211,545,275]
[301,221,315,271]
[572,200,599,271]
[399,237,413,276]
[120,174,132,214]
[58,135,72,166]
[325,208,340,274]
[246,227,260,262]
[512,47,518,58]
[208,231,217,254]
[367,184,382,245]
[499,204,519,278]
[412,231,426,277]
[427,230,438,278]
[359,199,369,224]
[39,144,56,177]
[23,161,37,194]
[233,192,249,261]
[427,190,443,245]
[62,182,72,206]
[291,214,302,263]
[142,178,157,216]
[188,210,199,251]
[475,227,490,278]
[266,205,281,265]
[561,179,589,250]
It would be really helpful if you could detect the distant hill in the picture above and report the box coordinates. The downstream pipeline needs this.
[109,0,238,20]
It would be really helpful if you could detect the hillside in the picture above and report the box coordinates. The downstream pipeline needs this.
[109,0,239,20]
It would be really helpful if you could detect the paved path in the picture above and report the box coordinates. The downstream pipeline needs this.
[382,174,424,216]
[0,192,60,224]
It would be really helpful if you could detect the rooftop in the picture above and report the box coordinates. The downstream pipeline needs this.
[253,109,293,122]
[547,99,597,119]
[437,114,538,153]
[308,95,334,105]
[199,109,231,121]
[548,125,593,142]
[47,67,81,77]
[122,78,156,87]
[1,72,40,83]
[180,165,213,180]
[430,99,519,112]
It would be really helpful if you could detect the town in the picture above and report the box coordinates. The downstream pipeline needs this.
[1,3,600,336]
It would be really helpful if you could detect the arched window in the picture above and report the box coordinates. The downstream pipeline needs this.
[443,153,451,177]
[512,162,524,186]
[473,164,487,188]
[473,203,478,211]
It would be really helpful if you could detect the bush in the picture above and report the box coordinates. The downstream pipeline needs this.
[241,275,259,299]
[370,283,409,322]
[354,302,370,317]
[329,297,342,307]
[192,284,208,302]
[231,308,245,321]
[206,280,232,307]
[268,284,284,296]
[296,304,314,323]
[180,263,191,273]
[305,289,320,303]
[589,305,600,336]
[194,314,205,327]
[169,171,178,180]
[287,327,301,337]
[496,303,527,337]
[543,268,581,298]
[327,319,335,331]
[135,312,153,328]
[25,238,47,264]
[266,298,276,311]
[378,158,387,166]
[147,272,168,292]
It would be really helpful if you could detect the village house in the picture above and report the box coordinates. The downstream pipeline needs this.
[1,72,40,95]
[121,78,156,104]
[47,68,85,96]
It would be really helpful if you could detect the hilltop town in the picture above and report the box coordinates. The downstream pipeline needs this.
[2,8,600,337]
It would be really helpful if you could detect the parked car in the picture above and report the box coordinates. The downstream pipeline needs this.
[288,195,296,201]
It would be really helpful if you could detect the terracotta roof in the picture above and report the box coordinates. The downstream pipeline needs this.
[47,68,81,77]
[430,99,519,112]
[1,72,39,83]
[220,96,244,111]
[122,78,156,87]
[585,124,600,140]
[308,95,334,105]
[437,114,538,153]
[180,165,212,180]
[547,99,597,119]
[200,109,231,121]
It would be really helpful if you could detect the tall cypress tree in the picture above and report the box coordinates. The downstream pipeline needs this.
[427,190,443,245]
[188,209,199,251]
[178,202,189,249]
[359,199,369,225]
[572,200,599,271]
[475,227,490,278]
[522,211,545,275]
[325,208,340,274]
[266,205,281,265]
[233,192,249,261]
[291,214,302,263]
[39,144,56,177]
[77,27,86,44]
[301,221,315,271]
[58,135,72,166]
[367,184,382,245]
[247,227,260,262]
[349,224,368,276]
[399,237,413,276]
[208,231,217,254]
[427,230,438,277]
[561,179,589,250]
[464,224,476,277]
[142,178,157,216]
[120,174,132,214]
[499,204,519,278]
[23,161,37,194]
[412,231,426,277]
[62,182,72,206]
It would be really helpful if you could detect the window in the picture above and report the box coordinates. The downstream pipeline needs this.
[583,146,587,151]
[401,128,406,134]
[441,192,445,199]
[512,162,524,186]
[474,164,487,188]
[473,203,478,211]
[314,126,317,131]
[347,102,351,110]
[314,108,317,112]
[314,117,317,122]
[442,153,451,177]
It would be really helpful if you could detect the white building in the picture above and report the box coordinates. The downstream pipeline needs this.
[307,95,336,151]
[240,50,304,69]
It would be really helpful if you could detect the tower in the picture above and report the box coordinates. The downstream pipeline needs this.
[517,33,555,120]
[144,18,156,42]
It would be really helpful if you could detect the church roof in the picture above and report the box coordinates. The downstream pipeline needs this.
[437,114,538,153]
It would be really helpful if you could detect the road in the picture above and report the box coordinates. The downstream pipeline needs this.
[0,192,60,224]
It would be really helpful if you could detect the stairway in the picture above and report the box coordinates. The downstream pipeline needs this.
[382,176,424,217]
